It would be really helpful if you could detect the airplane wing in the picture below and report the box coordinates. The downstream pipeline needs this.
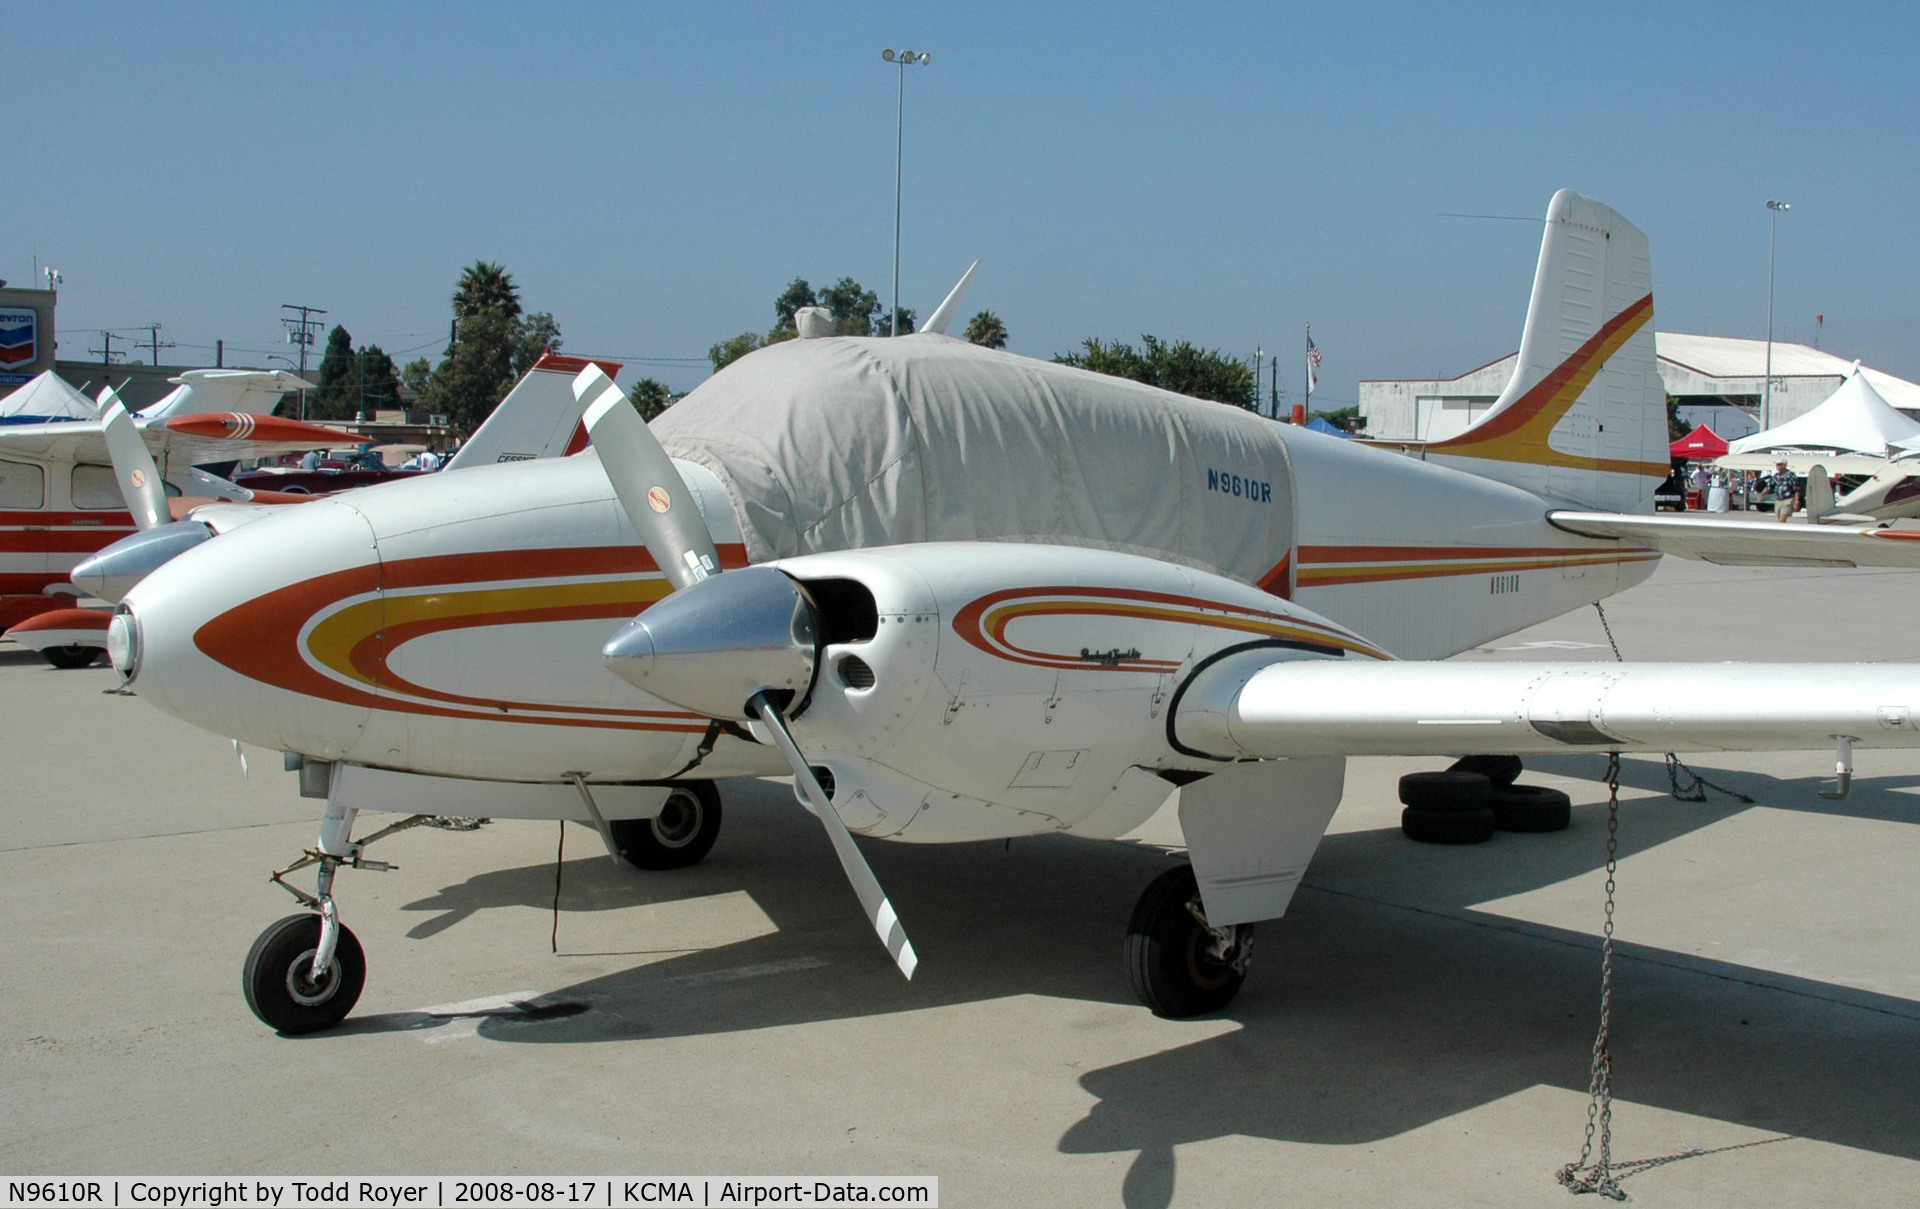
[135,369,315,420]
[1174,657,1918,760]
[0,412,348,468]
[1547,510,1920,568]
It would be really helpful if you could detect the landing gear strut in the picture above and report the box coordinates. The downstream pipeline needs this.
[1124,864,1253,1017]
[244,798,429,1034]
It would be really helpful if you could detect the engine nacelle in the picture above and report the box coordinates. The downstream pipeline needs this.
[755,543,1381,842]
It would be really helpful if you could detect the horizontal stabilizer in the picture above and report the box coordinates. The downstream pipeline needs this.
[1176,659,1920,760]
[1548,511,1920,567]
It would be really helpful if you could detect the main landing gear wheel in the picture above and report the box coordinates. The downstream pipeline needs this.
[610,782,722,870]
[44,644,102,670]
[243,913,365,1034]
[1124,864,1252,1018]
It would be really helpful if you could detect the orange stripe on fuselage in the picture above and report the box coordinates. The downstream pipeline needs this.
[194,543,748,731]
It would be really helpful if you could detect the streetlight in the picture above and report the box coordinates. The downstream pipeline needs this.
[882,47,931,337]
[1763,199,1790,430]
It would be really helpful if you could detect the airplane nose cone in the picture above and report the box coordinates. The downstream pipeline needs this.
[73,522,213,604]
[120,499,379,756]
[603,565,818,720]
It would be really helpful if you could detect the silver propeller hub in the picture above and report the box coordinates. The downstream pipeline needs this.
[73,523,214,604]
[603,565,818,721]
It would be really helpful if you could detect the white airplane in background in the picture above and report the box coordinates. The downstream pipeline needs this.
[101,191,1920,1034]
[6,353,616,666]
[0,371,344,664]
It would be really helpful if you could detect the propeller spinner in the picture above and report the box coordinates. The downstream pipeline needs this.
[574,367,919,979]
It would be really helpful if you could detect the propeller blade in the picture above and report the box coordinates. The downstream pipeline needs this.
[574,365,721,592]
[921,260,980,337]
[750,691,918,980]
[99,399,169,532]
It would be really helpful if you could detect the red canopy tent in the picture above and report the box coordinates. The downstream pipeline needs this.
[1670,424,1728,458]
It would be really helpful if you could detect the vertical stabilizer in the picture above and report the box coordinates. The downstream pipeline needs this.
[444,352,623,471]
[1421,190,1664,512]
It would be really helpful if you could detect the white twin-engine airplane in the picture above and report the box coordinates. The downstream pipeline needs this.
[101,191,1920,1034]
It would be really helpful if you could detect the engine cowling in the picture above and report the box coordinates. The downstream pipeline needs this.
[623,542,1377,842]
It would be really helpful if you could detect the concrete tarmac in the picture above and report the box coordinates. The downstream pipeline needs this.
[2,556,1917,1206]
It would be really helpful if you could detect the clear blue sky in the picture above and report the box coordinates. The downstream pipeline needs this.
[16,2,1919,403]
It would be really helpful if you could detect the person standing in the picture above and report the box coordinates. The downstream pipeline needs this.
[1765,459,1802,522]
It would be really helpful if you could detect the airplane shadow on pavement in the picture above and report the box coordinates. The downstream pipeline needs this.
[340,763,1916,1208]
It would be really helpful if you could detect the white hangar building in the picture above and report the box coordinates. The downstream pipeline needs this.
[1358,333,1920,443]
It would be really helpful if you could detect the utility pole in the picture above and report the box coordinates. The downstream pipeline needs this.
[131,323,173,367]
[281,303,327,421]
[89,331,127,367]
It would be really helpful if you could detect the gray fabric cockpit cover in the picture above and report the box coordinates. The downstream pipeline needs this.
[650,334,1293,586]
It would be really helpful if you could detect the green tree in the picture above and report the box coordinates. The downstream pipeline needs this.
[709,331,765,372]
[355,344,402,413]
[819,277,882,336]
[418,265,564,434]
[1667,393,1688,441]
[881,306,916,336]
[311,325,357,420]
[964,310,1008,349]
[514,312,562,376]
[400,358,433,396]
[631,378,673,422]
[1055,335,1256,410]
[453,260,521,320]
[772,278,817,337]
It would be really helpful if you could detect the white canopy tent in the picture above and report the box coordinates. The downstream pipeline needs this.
[1728,368,1920,457]
[0,371,98,421]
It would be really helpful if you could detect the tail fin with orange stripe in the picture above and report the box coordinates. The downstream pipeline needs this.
[1420,189,1664,513]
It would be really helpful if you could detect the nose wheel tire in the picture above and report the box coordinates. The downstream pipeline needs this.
[1124,864,1252,1018]
[243,913,365,1034]
[609,782,723,870]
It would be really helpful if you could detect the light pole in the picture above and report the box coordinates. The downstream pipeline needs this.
[882,47,930,337]
[1763,199,1790,430]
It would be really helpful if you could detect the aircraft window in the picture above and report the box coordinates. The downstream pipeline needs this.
[0,459,46,509]
[71,464,125,509]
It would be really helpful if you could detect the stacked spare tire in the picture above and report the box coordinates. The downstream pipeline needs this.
[1399,755,1571,844]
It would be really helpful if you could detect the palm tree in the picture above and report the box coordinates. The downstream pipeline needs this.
[964,309,1008,349]
[452,261,522,320]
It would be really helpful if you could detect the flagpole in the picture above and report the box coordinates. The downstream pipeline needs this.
[1304,323,1313,422]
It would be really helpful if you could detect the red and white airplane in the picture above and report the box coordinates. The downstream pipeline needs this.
[0,370,345,664]
[5,354,614,665]
[103,191,1920,1033]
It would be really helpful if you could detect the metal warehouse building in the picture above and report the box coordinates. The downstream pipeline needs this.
[1358,333,1920,442]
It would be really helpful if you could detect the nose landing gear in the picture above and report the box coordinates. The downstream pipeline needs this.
[244,805,431,1034]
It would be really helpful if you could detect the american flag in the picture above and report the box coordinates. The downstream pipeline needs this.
[1306,336,1323,393]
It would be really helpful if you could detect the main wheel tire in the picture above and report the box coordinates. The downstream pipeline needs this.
[1489,783,1572,832]
[242,913,366,1034]
[44,644,102,670]
[1398,770,1491,812]
[609,782,722,870]
[1401,804,1498,844]
[1447,754,1523,787]
[1124,864,1251,1018]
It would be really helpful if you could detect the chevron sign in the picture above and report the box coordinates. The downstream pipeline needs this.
[0,309,35,367]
